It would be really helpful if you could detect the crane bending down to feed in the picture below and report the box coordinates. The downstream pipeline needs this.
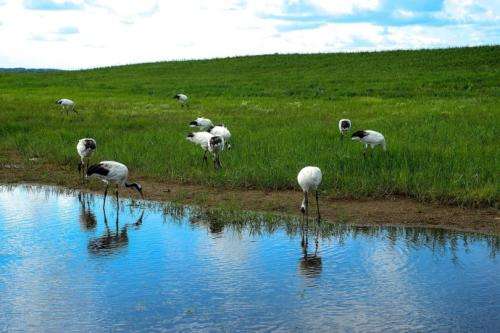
[338,119,352,138]
[77,138,96,183]
[56,99,76,113]
[190,117,214,131]
[186,132,225,169]
[174,94,188,107]
[86,161,143,207]
[189,118,232,149]
[351,130,386,155]
[297,166,322,221]
[208,125,232,150]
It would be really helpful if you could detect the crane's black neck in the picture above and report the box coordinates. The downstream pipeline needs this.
[125,182,143,198]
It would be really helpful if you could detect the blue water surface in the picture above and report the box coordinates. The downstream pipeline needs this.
[0,185,498,332]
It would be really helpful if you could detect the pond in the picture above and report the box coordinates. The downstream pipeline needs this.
[0,185,498,332]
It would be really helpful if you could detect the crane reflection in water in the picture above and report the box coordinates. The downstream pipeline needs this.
[84,194,144,256]
[299,213,322,278]
[78,192,97,231]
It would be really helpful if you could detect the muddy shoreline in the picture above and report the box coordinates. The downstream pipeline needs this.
[0,154,500,236]
[1,162,498,235]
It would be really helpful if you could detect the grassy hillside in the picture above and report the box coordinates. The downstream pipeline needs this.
[0,46,498,206]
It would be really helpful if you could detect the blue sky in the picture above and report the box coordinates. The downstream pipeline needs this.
[0,0,498,69]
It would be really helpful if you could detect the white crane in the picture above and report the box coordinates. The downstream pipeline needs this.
[76,138,96,183]
[208,136,224,169]
[351,130,386,155]
[189,117,214,131]
[338,119,352,138]
[209,125,232,149]
[186,132,225,169]
[297,166,322,220]
[86,161,143,206]
[56,98,76,113]
[174,93,188,107]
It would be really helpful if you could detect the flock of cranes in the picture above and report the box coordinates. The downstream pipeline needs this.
[68,93,387,220]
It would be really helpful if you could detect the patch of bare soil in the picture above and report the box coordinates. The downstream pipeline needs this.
[0,154,498,235]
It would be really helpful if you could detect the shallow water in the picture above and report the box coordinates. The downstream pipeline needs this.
[0,185,498,332]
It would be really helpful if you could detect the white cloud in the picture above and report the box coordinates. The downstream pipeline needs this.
[0,0,497,69]
[393,9,416,19]
[440,0,500,22]
[308,0,380,15]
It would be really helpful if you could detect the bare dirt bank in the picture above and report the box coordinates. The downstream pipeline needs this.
[1,160,498,235]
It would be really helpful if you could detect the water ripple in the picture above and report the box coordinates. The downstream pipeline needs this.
[0,184,498,332]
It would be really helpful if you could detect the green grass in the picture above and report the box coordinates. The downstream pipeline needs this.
[0,46,498,207]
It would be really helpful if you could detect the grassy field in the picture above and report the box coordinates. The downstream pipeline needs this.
[0,46,498,207]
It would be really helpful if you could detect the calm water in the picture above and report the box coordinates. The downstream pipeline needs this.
[0,185,498,332]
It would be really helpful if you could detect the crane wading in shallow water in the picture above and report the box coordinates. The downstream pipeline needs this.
[86,161,143,207]
[297,166,322,221]
[76,138,96,183]
[351,130,387,156]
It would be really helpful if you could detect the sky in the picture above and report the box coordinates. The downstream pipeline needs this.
[0,0,498,69]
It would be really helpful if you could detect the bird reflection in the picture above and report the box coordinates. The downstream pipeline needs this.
[126,210,145,230]
[78,192,97,231]
[298,216,322,278]
[88,206,128,255]
[87,206,144,256]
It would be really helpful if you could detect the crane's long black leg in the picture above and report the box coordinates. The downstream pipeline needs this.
[103,184,109,208]
[81,161,85,184]
[316,190,321,221]
[214,153,222,170]
[115,185,119,209]
[305,192,309,231]
[103,205,109,228]
[217,154,222,169]
[115,205,119,232]
[203,150,208,166]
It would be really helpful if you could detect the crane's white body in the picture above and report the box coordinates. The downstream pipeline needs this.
[209,125,230,141]
[187,132,225,169]
[338,119,352,134]
[76,138,96,182]
[352,130,386,151]
[88,161,129,185]
[208,136,225,154]
[174,94,188,104]
[86,160,143,204]
[76,138,96,161]
[297,166,322,193]
[187,131,214,151]
[209,125,231,149]
[190,117,214,130]
[57,98,75,112]
[297,166,322,217]
[186,131,225,153]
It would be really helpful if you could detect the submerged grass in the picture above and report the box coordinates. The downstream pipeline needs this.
[0,46,498,207]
